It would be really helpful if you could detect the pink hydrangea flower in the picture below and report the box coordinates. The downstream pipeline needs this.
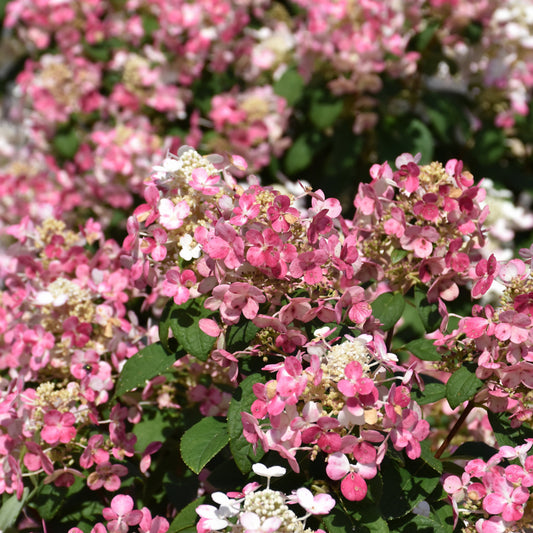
[102,494,143,533]
[41,410,77,445]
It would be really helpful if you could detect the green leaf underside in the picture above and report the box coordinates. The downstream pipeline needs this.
[180,417,229,474]
[115,342,176,396]
[0,488,30,530]
[445,366,483,409]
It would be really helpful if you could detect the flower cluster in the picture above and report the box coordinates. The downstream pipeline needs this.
[68,493,169,533]
[196,463,334,533]
[242,334,429,501]
[0,216,158,499]
[435,0,533,128]
[208,86,292,172]
[3,0,533,231]
[444,441,533,533]
[352,154,487,300]
[434,251,533,425]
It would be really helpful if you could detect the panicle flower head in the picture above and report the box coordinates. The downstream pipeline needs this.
[443,443,533,531]
[321,337,374,383]
[196,462,333,533]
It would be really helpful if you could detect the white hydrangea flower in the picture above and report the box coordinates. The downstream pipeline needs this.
[179,234,202,261]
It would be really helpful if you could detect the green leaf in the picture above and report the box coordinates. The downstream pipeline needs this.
[346,501,390,533]
[168,496,206,533]
[273,68,305,106]
[226,319,260,352]
[404,339,441,362]
[227,374,265,473]
[364,515,390,533]
[58,497,105,532]
[445,366,483,409]
[133,408,169,453]
[159,298,175,352]
[408,119,434,163]
[412,380,446,405]
[451,442,498,461]
[391,249,408,264]
[28,484,68,521]
[411,19,440,51]
[411,507,454,533]
[180,417,229,474]
[169,298,216,362]
[83,42,111,62]
[414,287,441,332]
[379,456,441,519]
[115,342,177,396]
[320,505,356,532]
[284,134,314,175]
[419,440,443,474]
[142,13,159,37]
[0,488,29,530]
[52,130,79,159]
[309,90,344,130]
[371,292,405,331]
[474,128,506,165]
[487,411,533,447]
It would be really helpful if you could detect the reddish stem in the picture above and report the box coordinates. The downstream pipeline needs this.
[434,400,475,459]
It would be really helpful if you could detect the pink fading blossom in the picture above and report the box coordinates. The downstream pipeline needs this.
[483,473,529,522]
[289,250,328,284]
[140,442,162,474]
[394,152,421,193]
[102,494,143,533]
[294,487,335,515]
[326,452,376,501]
[138,507,170,533]
[189,167,221,195]
[229,193,261,226]
[205,283,266,325]
[41,410,76,445]
[266,195,300,233]
[161,268,197,305]
[80,434,110,469]
[400,225,439,259]
[493,311,531,344]
[87,462,129,492]
[158,198,191,230]
[472,255,499,299]
[338,361,376,398]
[69,525,107,533]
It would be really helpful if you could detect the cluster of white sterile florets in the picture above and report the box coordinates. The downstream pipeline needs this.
[481,178,533,260]
[196,464,334,533]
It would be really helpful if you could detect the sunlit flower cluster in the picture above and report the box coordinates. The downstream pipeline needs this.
[196,463,334,533]
[444,441,533,533]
